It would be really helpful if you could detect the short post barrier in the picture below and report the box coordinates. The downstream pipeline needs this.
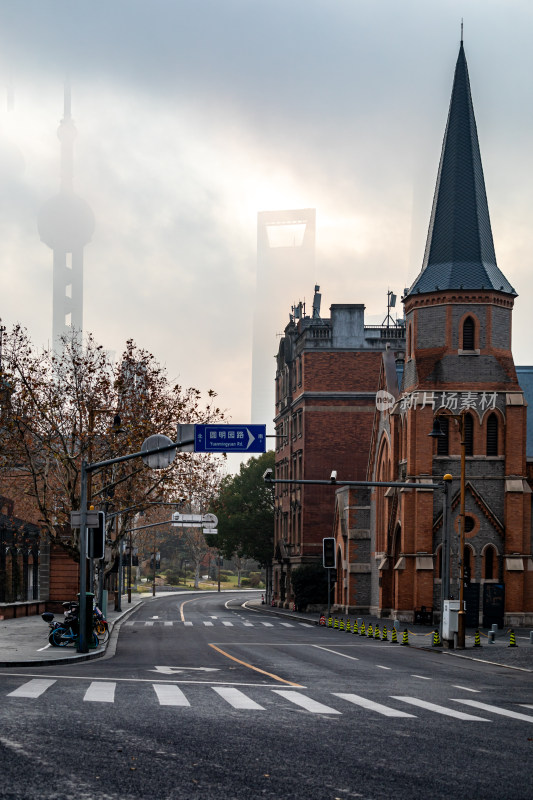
[487,631,495,644]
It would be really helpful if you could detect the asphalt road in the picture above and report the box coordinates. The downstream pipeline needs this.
[1,591,532,800]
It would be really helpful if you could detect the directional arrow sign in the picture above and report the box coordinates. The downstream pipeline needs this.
[194,424,266,453]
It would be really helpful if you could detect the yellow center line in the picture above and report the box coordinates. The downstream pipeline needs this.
[179,596,202,622]
[208,644,303,687]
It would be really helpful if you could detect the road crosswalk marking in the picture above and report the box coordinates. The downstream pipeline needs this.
[84,682,116,703]
[272,690,341,715]
[164,621,173,627]
[153,684,190,707]
[242,622,253,627]
[221,621,233,627]
[4,681,531,724]
[212,687,265,710]
[203,621,214,626]
[7,679,56,698]
[145,621,154,626]
[334,693,415,718]
[260,622,273,627]
[183,621,193,627]
[280,623,294,627]
[391,696,489,721]
[452,699,533,722]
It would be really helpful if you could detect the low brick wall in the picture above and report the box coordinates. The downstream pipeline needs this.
[0,601,46,619]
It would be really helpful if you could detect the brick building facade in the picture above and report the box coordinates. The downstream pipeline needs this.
[272,292,404,606]
[331,42,533,626]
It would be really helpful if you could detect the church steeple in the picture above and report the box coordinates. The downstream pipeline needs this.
[407,42,516,297]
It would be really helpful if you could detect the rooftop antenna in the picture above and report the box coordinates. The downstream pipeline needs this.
[312,285,321,319]
[382,289,397,328]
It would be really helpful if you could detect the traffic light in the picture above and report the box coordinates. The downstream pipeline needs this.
[88,511,105,559]
[323,537,336,569]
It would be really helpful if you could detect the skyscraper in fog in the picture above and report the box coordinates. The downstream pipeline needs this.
[38,83,95,349]
[251,209,316,432]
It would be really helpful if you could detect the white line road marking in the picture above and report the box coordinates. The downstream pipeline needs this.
[83,682,116,703]
[411,675,431,680]
[36,644,52,651]
[391,696,489,721]
[164,621,173,627]
[312,645,359,661]
[8,679,56,698]
[376,665,391,670]
[299,623,313,628]
[243,622,254,627]
[273,690,341,715]
[213,687,264,710]
[153,685,190,706]
[150,667,220,674]
[151,616,159,619]
[183,621,193,627]
[452,685,480,693]
[280,623,294,627]
[520,704,533,710]
[452,699,533,722]
[203,621,214,626]
[260,622,273,627]
[334,693,415,718]
[145,621,154,626]
[124,621,134,626]
[221,621,233,627]
[210,616,218,619]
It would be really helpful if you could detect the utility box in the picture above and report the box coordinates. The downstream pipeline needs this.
[442,600,460,640]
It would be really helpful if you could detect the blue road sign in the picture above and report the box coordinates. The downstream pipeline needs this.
[194,424,266,453]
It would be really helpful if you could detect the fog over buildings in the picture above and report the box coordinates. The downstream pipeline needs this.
[1,2,532,470]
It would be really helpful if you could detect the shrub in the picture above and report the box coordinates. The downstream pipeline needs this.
[248,572,262,587]
[240,577,251,587]
[290,564,329,609]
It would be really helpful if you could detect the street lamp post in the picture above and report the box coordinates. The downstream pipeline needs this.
[429,413,467,649]
[76,434,191,653]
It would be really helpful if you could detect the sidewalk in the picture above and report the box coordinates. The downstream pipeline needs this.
[250,602,533,672]
[0,592,149,667]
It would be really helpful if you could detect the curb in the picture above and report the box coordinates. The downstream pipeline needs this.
[0,598,146,668]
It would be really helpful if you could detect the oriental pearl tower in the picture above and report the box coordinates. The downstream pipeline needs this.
[38,82,95,349]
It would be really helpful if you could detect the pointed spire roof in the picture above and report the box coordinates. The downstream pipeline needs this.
[407,43,516,298]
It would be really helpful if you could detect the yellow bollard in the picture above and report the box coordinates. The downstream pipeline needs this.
[391,626,398,643]
[401,629,409,646]
[508,629,518,648]
[381,625,388,641]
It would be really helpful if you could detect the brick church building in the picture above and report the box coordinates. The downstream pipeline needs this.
[331,41,533,626]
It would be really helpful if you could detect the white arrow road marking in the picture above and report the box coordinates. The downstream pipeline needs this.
[149,666,220,674]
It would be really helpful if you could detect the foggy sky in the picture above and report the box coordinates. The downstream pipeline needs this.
[1,1,532,472]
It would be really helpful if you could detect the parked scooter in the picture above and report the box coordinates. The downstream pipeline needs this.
[42,601,98,648]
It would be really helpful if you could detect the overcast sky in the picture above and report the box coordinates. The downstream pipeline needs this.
[1,1,532,470]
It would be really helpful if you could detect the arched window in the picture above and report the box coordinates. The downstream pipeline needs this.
[462,316,475,350]
[437,416,449,456]
[464,413,474,456]
[484,546,497,580]
[486,413,498,456]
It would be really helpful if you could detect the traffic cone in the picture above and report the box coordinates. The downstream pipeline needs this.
[327,616,333,628]
[374,624,381,639]
[432,628,441,647]
[339,618,345,631]
[360,621,366,636]
[381,626,388,641]
[319,614,326,627]
[345,619,351,633]
[474,629,482,648]
[352,619,359,634]
[367,624,373,637]
[401,629,409,646]
[391,627,398,643]
[334,617,339,630]
[509,629,518,648]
